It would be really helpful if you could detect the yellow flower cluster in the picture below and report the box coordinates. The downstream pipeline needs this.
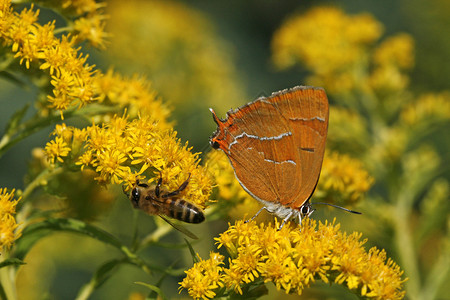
[400,92,450,126]
[327,106,369,154]
[271,6,416,96]
[0,188,21,251]
[369,34,415,93]
[180,219,406,299]
[106,0,245,110]
[272,7,383,75]
[94,70,171,123]
[373,33,414,70]
[316,151,374,206]
[70,2,109,49]
[179,252,225,299]
[0,0,108,118]
[45,115,212,208]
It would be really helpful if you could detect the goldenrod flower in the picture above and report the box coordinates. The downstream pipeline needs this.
[45,136,72,164]
[368,35,414,93]
[373,33,415,70]
[368,127,408,169]
[94,70,171,123]
[0,1,107,118]
[368,64,410,93]
[0,188,21,251]
[73,14,109,49]
[327,106,369,154]
[61,0,104,15]
[45,114,212,208]
[179,252,224,300]
[272,7,383,75]
[106,0,245,111]
[400,92,450,126]
[316,151,374,206]
[180,219,406,299]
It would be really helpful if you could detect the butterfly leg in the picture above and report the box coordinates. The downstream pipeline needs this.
[278,211,294,231]
[297,213,303,228]
[162,173,191,198]
[245,206,267,223]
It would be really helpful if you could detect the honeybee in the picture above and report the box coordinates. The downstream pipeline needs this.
[127,173,205,224]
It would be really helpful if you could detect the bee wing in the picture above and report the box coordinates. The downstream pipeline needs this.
[159,214,199,240]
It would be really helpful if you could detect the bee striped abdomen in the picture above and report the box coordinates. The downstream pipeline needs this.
[167,198,205,223]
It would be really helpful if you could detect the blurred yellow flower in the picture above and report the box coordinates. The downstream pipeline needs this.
[106,0,245,112]
[373,33,415,70]
[94,70,171,123]
[73,14,109,49]
[0,188,21,251]
[316,151,374,206]
[180,219,406,299]
[61,0,104,15]
[272,6,383,75]
[369,64,409,93]
[327,106,369,154]
[369,127,409,170]
[400,92,450,126]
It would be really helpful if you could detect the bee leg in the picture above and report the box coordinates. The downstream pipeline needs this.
[155,172,163,198]
[162,173,191,198]
[137,178,150,189]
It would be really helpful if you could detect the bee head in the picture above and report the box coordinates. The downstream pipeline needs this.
[130,187,140,208]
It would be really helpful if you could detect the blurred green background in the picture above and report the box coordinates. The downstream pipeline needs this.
[1,0,449,299]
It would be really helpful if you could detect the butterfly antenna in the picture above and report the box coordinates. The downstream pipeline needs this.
[313,202,362,214]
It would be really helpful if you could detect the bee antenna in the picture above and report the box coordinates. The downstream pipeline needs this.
[312,202,362,214]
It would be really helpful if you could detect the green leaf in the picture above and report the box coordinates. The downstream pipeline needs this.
[135,282,168,300]
[76,259,123,300]
[15,218,123,260]
[0,71,27,88]
[14,217,186,277]
[0,258,26,269]
[91,259,122,288]
[185,238,200,264]
[159,215,199,240]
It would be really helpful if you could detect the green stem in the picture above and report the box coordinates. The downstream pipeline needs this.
[139,223,173,250]
[0,110,72,158]
[394,194,421,300]
[0,104,120,159]
[0,252,17,300]
[420,239,450,299]
[22,167,63,201]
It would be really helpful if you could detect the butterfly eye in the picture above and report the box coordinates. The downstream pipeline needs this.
[301,204,310,216]
[210,140,220,149]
